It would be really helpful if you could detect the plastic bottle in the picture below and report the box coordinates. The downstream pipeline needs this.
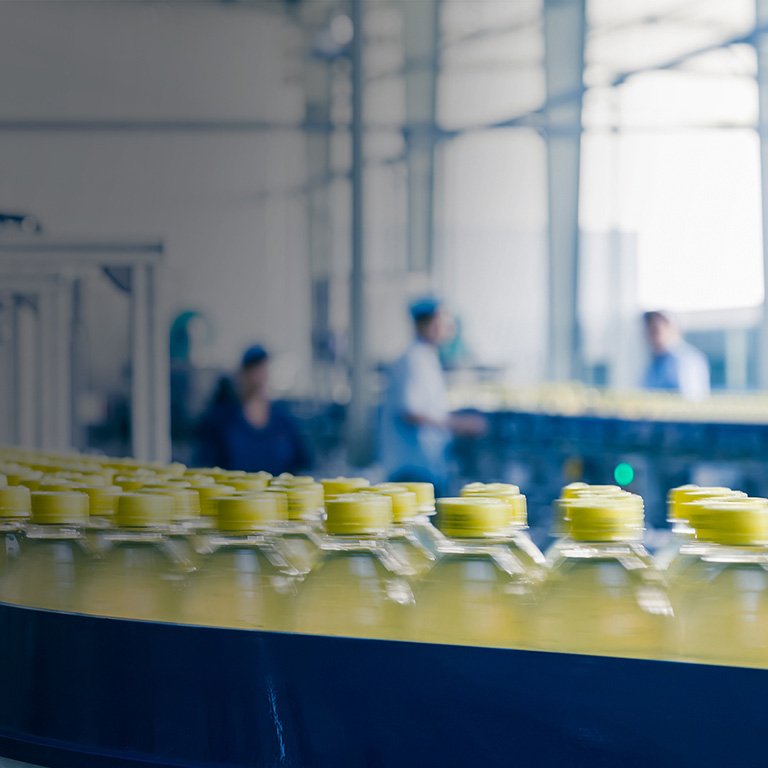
[294,493,413,639]
[536,494,672,659]
[657,486,742,576]
[275,483,325,575]
[390,481,445,556]
[369,485,434,577]
[461,482,545,579]
[0,486,31,575]
[410,497,534,648]
[0,491,90,612]
[180,494,295,630]
[139,485,201,568]
[674,497,768,667]
[81,484,122,553]
[81,493,186,621]
[544,484,622,565]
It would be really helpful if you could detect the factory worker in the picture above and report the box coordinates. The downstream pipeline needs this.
[643,311,710,401]
[380,298,486,495]
[194,345,312,474]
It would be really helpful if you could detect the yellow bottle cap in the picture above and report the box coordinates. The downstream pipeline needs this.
[435,497,509,538]
[463,481,520,496]
[180,473,216,487]
[372,484,419,523]
[216,493,286,532]
[17,475,43,491]
[688,497,768,545]
[560,482,590,499]
[116,493,174,528]
[284,483,324,521]
[270,474,315,488]
[390,482,435,510]
[0,486,32,519]
[6,469,42,487]
[31,491,89,526]
[460,483,527,528]
[143,479,192,489]
[139,487,200,521]
[229,477,270,492]
[667,486,736,522]
[260,489,289,519]
[113,475,147,492]
[194,468,246,484]
[196,484,237,517]
[55,471,107,487]
[565,495,644,542]
[243,470,273,482]
[321,477,371,500]
[82,485,122,517]
[325,493,392,535]
[79,469,117,485]
[561,483,620,500]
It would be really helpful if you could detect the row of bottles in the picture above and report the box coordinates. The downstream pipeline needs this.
[0,450,767,668]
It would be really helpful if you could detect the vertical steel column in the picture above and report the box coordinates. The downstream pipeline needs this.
[0,291,12,445]
[130,265,151,461]
[402,0,441,272]
[53,277,74,451]
[756,1,768,387]
[303,46,333,397]
[347,0,369,465]
[17,294,38,448]
[148,262,171,462]
[543,0,586,381]
[38,286,56,450]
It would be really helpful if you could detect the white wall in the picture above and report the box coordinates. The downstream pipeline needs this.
[0,1,313,394]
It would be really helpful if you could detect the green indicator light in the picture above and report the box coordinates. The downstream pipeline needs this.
[614,462,634,486]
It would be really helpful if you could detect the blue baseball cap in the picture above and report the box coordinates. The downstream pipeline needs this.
[241,345,269,368]
[410,297,442,321]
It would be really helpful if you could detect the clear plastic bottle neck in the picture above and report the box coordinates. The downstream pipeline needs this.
[26,524,85,540]
[320,532,389,551]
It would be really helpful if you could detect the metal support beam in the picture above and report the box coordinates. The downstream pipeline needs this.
[756,0,768,387]
[302,32,334,397]
[543,0,586,381]
[402,0,441,272]
[130,264,168,462]
[38,286,57,450]
[347,0,369,466]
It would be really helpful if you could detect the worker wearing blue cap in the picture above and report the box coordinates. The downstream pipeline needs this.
[380,299,485,494]
[193,345,312,474]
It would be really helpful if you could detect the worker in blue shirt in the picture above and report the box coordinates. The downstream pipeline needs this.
[194,345,312,474]
[380,298,486,495]
[643,311,710,400]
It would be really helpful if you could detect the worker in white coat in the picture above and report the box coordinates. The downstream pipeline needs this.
[380,298,485,495]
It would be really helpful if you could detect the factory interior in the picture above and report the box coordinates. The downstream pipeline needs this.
[4,0,768,536]
[2,1,768,764]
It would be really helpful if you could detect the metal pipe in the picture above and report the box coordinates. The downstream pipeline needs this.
[347,0,368,466]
